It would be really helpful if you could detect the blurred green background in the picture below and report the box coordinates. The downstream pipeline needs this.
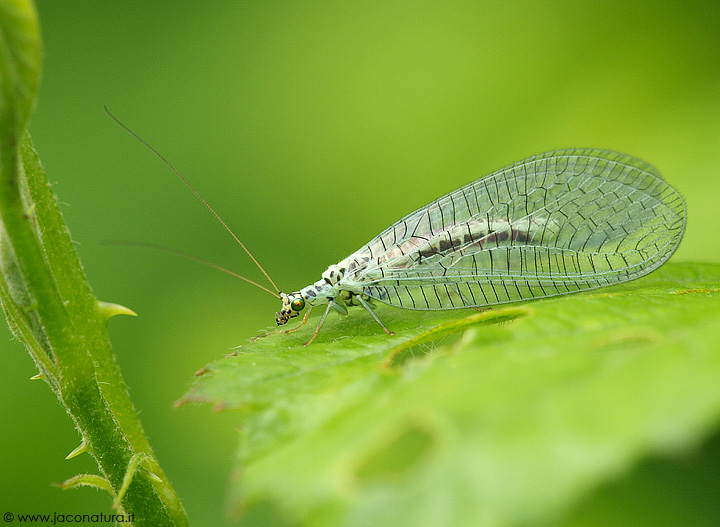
[1,1,718,525]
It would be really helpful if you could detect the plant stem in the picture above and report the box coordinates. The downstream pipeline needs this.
[0,2,189,525]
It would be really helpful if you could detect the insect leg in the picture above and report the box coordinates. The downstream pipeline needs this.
[282,306,314,335]
[304,302,335,346]
[331,299,348,315]
[356,295,394,336]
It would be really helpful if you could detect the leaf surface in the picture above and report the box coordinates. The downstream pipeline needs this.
[183,262,720,526]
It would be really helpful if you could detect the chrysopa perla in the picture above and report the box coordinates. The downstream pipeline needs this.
[107,109,686,346]
[275,149,685,344]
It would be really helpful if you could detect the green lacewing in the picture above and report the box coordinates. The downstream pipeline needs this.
[107,109,686,346]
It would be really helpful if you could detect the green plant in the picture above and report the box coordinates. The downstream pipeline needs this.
[0,2,187,525]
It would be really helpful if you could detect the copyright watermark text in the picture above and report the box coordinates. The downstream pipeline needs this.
[4,511,134,524]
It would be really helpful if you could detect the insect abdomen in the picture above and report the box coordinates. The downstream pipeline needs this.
[342,149,685,310]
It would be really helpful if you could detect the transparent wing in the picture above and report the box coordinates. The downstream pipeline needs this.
[341,149,686,310]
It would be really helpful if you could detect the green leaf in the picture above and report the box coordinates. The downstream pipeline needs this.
[183,262,720,526]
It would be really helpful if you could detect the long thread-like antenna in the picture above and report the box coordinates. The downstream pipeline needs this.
[104,106,281,294]
[102,241,280,298]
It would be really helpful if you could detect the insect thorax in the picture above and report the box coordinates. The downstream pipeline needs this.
[276,263,355,325]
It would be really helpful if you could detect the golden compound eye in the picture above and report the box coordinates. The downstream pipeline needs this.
[291,297,305,312]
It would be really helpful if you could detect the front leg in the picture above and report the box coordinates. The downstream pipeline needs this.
[304,298,347,346]
[281,306,313,335]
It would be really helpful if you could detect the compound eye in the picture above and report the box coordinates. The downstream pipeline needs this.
[291,297,305,312]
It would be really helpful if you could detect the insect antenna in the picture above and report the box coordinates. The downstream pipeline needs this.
[104,106,281,294]
[101,241,280,298]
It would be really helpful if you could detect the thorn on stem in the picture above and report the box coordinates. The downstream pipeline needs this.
[65,441,89,460]
[98,301,138,322]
